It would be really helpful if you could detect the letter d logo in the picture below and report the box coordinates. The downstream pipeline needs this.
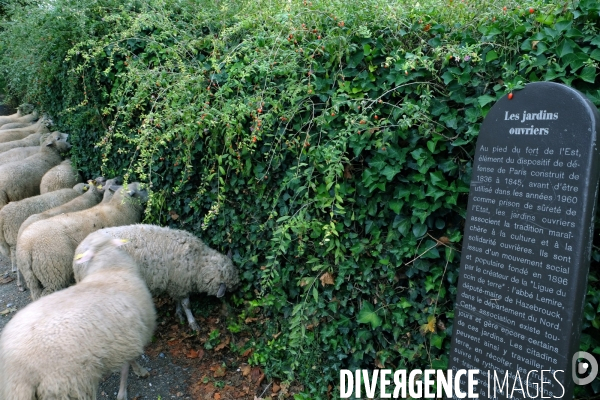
[572,351,598,385]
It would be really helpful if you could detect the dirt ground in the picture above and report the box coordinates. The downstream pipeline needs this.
[1,257,296,400]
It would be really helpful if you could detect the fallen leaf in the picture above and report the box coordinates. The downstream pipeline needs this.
[532,40,539,49]
[244,317,258,324]
[212,364,227,378]
[272,332,281,339]
[0,275,14,284]
[240,365,251,376]
[214,393,221,400]
[186,349,199,359]
[242,348,253,357]
[319,272,334,286]
[438,236,450,244]
[375,358,385,369]
[272,382,280,393]
[215,335,230,351]
[343,164,353,179]
[250,367,264,384]
[0,308,16,315]
[169,210,179,220]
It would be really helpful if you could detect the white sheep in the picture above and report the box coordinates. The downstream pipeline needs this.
[39,159,83,193]
[0,121,33,130]
[0,131,70,210]
[74,224,240,331]
[17,182,147,299]
[0,109,37,127]
[0,146,38,165]
[0,232,156,400]
[0,131,49,155]
[0,117,49,144]
[16,177,120,242]
[0,182,89,288]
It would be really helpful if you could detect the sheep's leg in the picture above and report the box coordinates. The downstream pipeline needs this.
[181,297,200,332]
[116,362,129,400]
[175,301,185,323]
[130,360,149,378]
[10,247,22,290]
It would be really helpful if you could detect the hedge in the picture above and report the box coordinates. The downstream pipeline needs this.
[1,0,600,396]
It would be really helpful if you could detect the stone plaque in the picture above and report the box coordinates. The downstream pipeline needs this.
[448,82,600,399]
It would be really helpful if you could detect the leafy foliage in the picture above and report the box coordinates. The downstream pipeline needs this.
[2,0,600,396]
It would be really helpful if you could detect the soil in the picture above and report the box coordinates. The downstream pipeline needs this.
[0,256,299,400]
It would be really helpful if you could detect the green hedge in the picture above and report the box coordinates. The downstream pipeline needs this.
[2,0,600,396]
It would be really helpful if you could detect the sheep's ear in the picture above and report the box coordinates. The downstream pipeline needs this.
[217,283,226,298]
[112,238,128,247]
[74,250,93,264]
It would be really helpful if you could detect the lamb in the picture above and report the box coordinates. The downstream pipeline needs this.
[39,159,83,193]
[0,131,49,154]
[17,182,147,299]
[0,233,156,400]
[16,177,121,242]
[0,131,70,210]
[0,182,89,287]
[0,117,49,144]
[74,224,240,331]
[0,146,38,165]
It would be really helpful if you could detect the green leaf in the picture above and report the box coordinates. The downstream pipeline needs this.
[412,223,427,238]
[485,50,498,62]
[477,95,496,107]
[357,302,382,329]
[580,67,596,83]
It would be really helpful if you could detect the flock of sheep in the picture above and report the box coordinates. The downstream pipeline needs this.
[0,109,240,399]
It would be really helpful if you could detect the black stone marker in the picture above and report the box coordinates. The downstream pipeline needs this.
[448,82,600,399]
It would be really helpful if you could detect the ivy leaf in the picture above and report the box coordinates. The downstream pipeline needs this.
[485,50,498,62]
[579,66,596,83]
[477,95,496,107]
[357,302,382,329]
[412,223,427,238]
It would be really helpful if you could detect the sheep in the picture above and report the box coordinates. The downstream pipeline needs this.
[0,182,89,288]
[0,131,49,154]
[17,182,147,299]
[0,233,156,400]
[16,177,121,243]
[0,109,37,127]
[0,116,49,144]
[39,159,83,193]
[0,131,70,210]
[0,121,33,130]
[0,146,38,165]
[74,224,240,331]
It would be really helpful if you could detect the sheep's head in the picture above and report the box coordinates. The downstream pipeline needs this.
[73,182,88,194]
[73,232,130,281]
[204,248,240,298]
[111,182,149,205]
[43,131,71,153]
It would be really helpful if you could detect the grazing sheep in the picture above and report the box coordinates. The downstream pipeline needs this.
[0,109,37,127]
[0,117,49,144]
[0,131,70,210]
[0,183,89,287]
[16,177,121,243]
[0,121,33,130]
[75,224,240,331]
[0,131,49,154]
[0,233,156,400]
[39,159,83,193]
[17,182,147,299]
[0,146,39,165]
